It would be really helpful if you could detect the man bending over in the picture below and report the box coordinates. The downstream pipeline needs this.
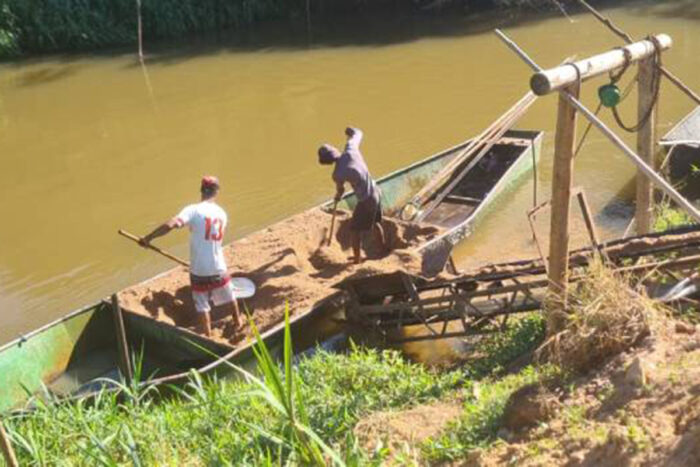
[318,127,386,264]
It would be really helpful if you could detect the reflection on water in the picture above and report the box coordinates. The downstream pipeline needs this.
[1,0,699,345]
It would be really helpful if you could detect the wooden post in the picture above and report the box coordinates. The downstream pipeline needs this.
[576,190,602,254]
[548,84,579,328]
[0,419,18,467]
[636,56,658,234]
[496,30,700,224]
[111,294,133,385]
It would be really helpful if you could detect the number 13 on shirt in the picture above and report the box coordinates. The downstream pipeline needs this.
[204,217,224,241]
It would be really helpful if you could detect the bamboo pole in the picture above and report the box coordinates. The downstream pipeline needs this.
[530,34,672,95]
[405,90,536,217]
[577,0,700,106]
[636,56,658,234]
[494,30,700,224]
[548,83,579,318]
[111,294,133,385]
[416,93,536,222]
[0,419,18,467]
[563,91,700,223]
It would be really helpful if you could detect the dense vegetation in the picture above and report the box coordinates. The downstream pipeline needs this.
[2,314,546,464]
[0,0,561,58]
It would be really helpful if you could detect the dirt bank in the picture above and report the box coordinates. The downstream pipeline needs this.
[118,207,442,345]
[475,318,700,467]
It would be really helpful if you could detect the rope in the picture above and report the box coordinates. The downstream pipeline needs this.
[611,36,663,133]
[609,46,632,84]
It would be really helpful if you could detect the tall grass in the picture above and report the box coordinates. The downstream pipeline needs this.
[2,312,457,464]
[1,307,546,463]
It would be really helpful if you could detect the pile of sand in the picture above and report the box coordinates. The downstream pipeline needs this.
[118,208,441,345]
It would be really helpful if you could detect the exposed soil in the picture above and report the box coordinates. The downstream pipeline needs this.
[472,318,700,467]
[354,401,462,455]
[118,208,442,346]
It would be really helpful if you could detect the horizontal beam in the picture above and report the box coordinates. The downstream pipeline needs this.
[494,30,700,223]
[530,34,672,95]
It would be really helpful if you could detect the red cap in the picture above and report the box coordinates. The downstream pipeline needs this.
[201,175,220,190]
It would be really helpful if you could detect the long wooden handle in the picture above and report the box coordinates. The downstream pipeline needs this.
[408,90,535,209]
[0,420,18,467]
[118,229,190,267]
[416,93,536,222]
[327,201,339,247]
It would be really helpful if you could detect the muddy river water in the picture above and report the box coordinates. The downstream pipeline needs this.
[1,1,699,345]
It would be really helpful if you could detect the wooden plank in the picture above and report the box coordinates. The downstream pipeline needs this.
[406,93,536,214]
[548,84,580,313]
[636,56,657,234]
[530,34,672,95]
[111,294,133,385]
[576,191,602,252]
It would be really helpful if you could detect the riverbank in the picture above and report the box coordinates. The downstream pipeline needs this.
[1,309,546,464]
[0,0,575,58]
[4,262,699,464]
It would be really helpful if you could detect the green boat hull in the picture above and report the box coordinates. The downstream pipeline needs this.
[0,129,542,413]
[333,129,543,275]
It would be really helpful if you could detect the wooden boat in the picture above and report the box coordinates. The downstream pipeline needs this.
[0,129,543,413]
[334,129,543,275]
[661,106,700,199]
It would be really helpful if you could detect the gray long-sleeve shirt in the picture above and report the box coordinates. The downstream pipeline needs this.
[332,129,379,203]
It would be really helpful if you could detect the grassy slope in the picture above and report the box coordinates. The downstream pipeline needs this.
[6,263,697,465]
[3,316,544,465]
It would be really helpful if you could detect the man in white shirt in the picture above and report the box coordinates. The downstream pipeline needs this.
[139,176,243,337]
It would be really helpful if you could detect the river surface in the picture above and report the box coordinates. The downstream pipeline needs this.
[1,0,698,345]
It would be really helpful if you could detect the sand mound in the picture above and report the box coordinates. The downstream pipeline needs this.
[354,401,462,456]
[118,208,441,345]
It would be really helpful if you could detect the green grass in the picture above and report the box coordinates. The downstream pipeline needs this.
[421,364,561,463]
[3,342,456,464]
[2,312,547,464]
[653,202,695,232]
